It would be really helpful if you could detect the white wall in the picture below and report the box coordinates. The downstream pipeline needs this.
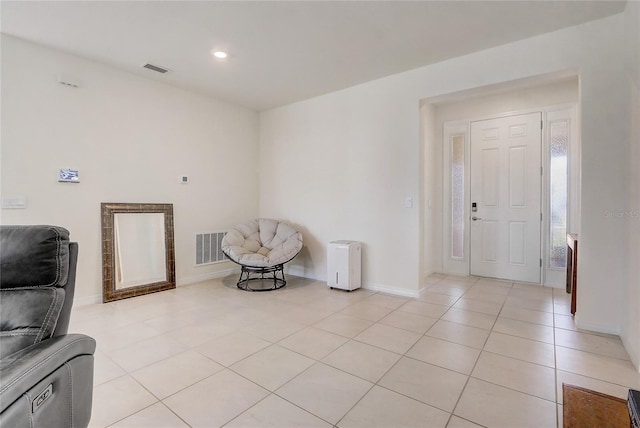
[0,35,259,303]
[259,85,423,296]
[621,0,640,370]
[259,12,635,344]
[433,78,579,124]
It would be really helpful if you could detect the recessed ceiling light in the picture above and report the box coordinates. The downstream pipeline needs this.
[212,50,228,59]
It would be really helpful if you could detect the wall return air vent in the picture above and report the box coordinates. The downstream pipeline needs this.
[196,232,227,266]
[142,63,170,74]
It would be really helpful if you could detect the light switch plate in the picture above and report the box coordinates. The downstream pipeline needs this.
[404,196,413,208]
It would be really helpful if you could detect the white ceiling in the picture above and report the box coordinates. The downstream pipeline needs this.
[1,1,626,111]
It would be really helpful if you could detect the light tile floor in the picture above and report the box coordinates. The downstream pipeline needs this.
[71,274,640,428]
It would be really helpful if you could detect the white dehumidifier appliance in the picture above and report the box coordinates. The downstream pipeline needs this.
[327,240,361,291]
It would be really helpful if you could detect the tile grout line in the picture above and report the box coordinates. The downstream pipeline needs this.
[84,276,635,428]
[553,286,561,428]
[445,279,506,422]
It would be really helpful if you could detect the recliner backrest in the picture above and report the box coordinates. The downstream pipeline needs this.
[1,226,70,288]
[0,226,73,358]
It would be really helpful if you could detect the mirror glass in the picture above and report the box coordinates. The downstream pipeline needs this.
[102,203,175,302]
[114,213,167,289]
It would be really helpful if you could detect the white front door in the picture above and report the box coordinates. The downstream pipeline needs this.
[470,112,542,283]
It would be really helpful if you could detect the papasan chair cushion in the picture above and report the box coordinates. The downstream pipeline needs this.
[221,219,303,291]
[222,218,303,268]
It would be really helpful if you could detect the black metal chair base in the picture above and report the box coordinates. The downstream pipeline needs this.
[236,264,286,291]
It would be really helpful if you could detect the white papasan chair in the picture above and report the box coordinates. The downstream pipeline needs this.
[221,218,303,291]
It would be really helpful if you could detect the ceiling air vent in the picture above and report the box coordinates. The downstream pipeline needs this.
[142,63,170,74]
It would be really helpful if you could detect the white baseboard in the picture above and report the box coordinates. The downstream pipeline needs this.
[284,267,422,298]
[574,317,621,336]
[73,268,241,308]
[74,278,422,306]
[74,295,102,307]
[177,267,239,287]
[621,334,640,373]
[74,273,421,306]
[285,265,319,280]
[362,281,421,298]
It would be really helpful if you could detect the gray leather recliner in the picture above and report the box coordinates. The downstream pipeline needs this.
[0,225,96,428]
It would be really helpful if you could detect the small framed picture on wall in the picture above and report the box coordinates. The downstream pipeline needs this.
[58,169,80,183]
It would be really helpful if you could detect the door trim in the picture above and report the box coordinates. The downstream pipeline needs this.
[442,103,579,286]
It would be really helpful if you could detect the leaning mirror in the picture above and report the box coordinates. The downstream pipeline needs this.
[101,203,175,302]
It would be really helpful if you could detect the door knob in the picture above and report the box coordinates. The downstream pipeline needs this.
[472,216,482,221]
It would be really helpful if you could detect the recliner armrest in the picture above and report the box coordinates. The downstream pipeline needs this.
[0,334,96,413]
